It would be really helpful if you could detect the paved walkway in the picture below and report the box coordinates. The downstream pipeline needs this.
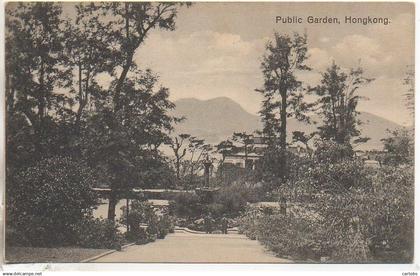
[93,232,291,263]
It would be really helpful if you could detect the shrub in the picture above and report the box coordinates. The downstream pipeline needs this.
[259,213,322,260]
[120,200,157,239]
[147,214,173,239]
[204,203,225,219]
[239,153,414,263]
[311,158,369,191]
[6,156,98,246]
[148,233,157,242]
[73,217,123,249]
[237,206,261,239]
[131,228,149,245]
[313,140,354,163]
[168,192,204,219]
[313,189,373,262]
[168,185,259,225]
[314,166,414,263]
[214,184,260,217]
[367,166,414,262]
[121,200,174,241]
[120,200,156,226]
[157,222,169,239]
[238,205,323,260]
[157,215,175,237]
[255,147,296,180]
[381,128,414,166]
[146,216,159,235]
[168,218,176,233]
[218,163,247,185]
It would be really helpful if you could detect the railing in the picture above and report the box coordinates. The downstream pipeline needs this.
[91,187,196,199]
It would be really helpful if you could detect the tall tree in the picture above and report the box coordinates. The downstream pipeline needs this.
[5,2,189,223]
[215,139,236,165]
[75,2,189,220]
[215,139,237,178]
[256,32,311,179]
[6,3,72,161]
[232,132,254,160]
[82,70,177,221]
[187,138,212,185]
[168,133,191,180]
[76,2,188,112]
[381,128,414,166]
[63,6,115,132]
[311,62,373,145]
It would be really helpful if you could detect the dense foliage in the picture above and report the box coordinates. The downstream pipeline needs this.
[120,200,175,243]
[256,32,312,180]
[4,2,191,249]
[238,207,323,260]
[73,217,123,249]
[239,140,414,263]
[310,63,373,144]
[381,128,414,166]
[7,156,98,246]
[169,183,263,221]
[6,2,187,245]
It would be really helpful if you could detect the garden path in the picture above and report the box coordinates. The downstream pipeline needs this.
[92,232,291,263]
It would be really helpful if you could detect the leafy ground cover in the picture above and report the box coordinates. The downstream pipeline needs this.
[5,247,109,263]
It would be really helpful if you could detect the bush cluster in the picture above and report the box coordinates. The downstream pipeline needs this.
[6,156,98,247]
[73,217,123,249]
[239,141,414,263]
[168,183,262,228]
[120,200,175,244]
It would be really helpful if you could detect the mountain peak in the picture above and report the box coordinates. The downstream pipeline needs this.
[176,97,240,106]
[172,97,402,150]
[175,97,201,103]
[172,97,261,143]
[205,96,237,103]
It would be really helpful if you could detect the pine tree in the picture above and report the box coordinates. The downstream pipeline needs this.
[311,62,373,146]
[256,32,311,179]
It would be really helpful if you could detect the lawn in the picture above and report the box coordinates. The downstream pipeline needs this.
[5,246,109,263]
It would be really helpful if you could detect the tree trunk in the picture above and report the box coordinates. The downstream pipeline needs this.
[6,73,15,116]
[331,97,339,142]
[113,50,135,111]
[190,165,194,186]
[107,191,117,221]
[279,88,288,180]
[280,196,287,215]
[75,62,84,131]
[220,155,225,178]
[36,58,46,156]
[176,158,180,180]
[280,89,287,151]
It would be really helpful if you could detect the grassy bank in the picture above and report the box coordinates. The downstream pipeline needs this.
[5,247,109,263]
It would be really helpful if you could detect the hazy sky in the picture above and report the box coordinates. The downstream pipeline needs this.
[56,2,414,126]
[129,2,414,126]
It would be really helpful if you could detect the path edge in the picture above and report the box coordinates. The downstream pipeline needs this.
[81,242,136,263]
[174,226,239,234]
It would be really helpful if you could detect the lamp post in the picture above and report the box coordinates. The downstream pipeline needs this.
[203,155,212,188]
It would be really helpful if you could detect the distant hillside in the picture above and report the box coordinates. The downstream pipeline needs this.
[171,97,261,143]
[171,97,403,150]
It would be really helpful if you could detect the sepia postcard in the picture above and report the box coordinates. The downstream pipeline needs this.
[2,1,415,268]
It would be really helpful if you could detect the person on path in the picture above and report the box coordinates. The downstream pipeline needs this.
[221,217,228,234]
[204,215,212,234]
